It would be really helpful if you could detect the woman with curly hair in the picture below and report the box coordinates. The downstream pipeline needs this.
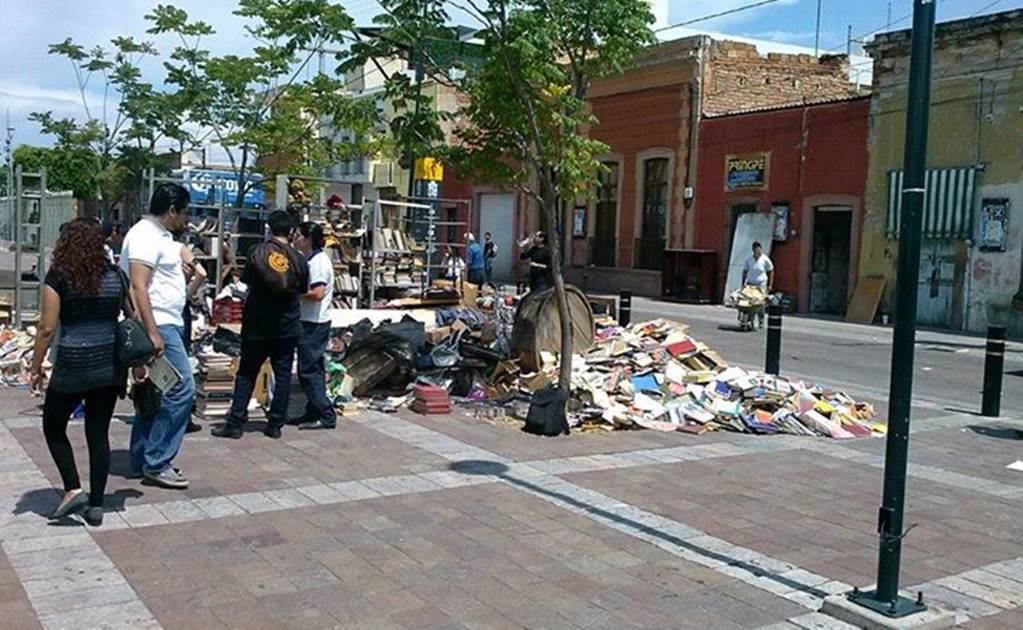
[28,217,127,526]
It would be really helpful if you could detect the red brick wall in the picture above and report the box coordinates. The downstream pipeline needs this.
[588,84,688,266]
[694,97,870,303]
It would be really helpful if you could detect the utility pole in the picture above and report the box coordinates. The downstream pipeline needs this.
[405,2,429,201]
[814,0,823,56]
[4,111,13,242]
[848,0,937,618]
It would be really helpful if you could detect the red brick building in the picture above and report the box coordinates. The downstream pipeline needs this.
[564,36,864,296]
[693,96,870,314]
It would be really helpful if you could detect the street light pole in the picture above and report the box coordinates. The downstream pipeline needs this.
[849,0,937,618]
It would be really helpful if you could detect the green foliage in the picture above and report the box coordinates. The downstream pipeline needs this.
[152,0,381,205]
[37,31,189,212]
[448,0,654,205]
[9,145,100,199]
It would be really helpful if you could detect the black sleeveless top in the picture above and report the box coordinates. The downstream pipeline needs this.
[44,267,126,393]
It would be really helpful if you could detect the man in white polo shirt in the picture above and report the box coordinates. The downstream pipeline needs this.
[120,183,194,489]
[291,221,336,430]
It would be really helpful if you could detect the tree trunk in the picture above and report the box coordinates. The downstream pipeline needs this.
[541,172,574,392]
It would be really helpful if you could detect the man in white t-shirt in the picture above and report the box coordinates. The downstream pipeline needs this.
[120,183,194,490]
[292,222,336,430]
[742,241,775,329]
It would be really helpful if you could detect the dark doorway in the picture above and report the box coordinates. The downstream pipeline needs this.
[592,162,619,267]
[636,158,668,270]
[810,206,852,314]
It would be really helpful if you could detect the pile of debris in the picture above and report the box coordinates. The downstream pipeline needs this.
[0,326,36,387]
[564,319,879,438]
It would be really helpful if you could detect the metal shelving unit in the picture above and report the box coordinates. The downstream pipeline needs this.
[12,166,48,327]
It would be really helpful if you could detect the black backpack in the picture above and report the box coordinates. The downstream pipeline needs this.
[523,385,569,437]
[249,241,304,294]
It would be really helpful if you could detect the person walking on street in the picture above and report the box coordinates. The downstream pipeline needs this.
[28,219,128,526]
[519,230,552,293]
[741,241,775,330]
[212,211,309,440]
[466,233,486,289]
[120,184,195,490]
[483,232,498,287]
[291,222,336,431]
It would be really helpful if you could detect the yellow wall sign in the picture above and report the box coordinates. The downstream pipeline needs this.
[415,157,444,182]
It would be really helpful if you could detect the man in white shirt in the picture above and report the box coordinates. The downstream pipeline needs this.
[742,241,775,329]
[120,183,194,489]
[292,222,336,430]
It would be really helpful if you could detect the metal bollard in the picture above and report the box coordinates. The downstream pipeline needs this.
[982,325,1006,417]
[619,290,632,326]
[765,304,782,376]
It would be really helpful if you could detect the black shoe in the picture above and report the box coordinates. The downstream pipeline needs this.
[263,426,282,439]
[82,506,104,527]
[298,420,335,431]
[211,424,243,439]
[185,421,202,434]
[50,491,88,520]
[284,417,305,426]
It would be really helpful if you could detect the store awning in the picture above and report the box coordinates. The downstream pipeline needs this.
[886,167,977,239]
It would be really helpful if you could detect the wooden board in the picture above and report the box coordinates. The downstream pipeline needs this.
[846,277,886,324]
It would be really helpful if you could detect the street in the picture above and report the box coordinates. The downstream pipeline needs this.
[630,298,1023,420]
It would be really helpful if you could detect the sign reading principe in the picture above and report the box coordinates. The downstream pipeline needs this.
[725,153,769,191]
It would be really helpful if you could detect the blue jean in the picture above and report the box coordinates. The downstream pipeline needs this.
[130,325,195,475]
[297,321,336,427]
[484,260,494,285]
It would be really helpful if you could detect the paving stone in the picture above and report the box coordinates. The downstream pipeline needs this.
[120,504,171,528]
[295,483,349,505]
[263,488,316,509]
[229,491,281,514]
[38,600,159,630]
[192,495,246,519]
[154,499,207,524]
[788,612,859,630]
[330,480,382,501]
[935,574,1021,610]
[913,583,1004,623]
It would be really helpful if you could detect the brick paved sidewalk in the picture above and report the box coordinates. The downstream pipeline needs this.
[2,386,1023,629]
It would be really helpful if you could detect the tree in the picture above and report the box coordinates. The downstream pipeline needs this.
[10,145,99,200]
[151,1,381,207]
[37,34,192,215]
[384,0,653,392]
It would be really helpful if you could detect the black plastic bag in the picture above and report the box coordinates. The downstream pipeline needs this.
[523,385,569,437]
[212,326,243,357]
[131,380,163,418]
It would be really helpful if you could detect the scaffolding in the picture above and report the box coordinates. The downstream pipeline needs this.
[143,169,270,295]
[365,198,472,304]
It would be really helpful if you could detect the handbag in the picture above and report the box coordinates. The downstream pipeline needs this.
[116,269,156,368]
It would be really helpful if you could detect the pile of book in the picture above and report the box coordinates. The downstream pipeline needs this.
[538,318,881,439]
[410,383,451,415]
[196,351,234,421]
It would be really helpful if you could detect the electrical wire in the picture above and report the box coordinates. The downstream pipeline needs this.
[653,0,786,34]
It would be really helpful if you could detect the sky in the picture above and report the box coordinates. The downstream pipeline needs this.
[1,0,1019,151]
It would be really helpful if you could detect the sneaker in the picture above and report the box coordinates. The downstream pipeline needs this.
[298,420,334,431]
[185,421,202,434]
[82,506,104,527]
[263,426,282,439]
[211,424,243,439]
[143,468,189,489]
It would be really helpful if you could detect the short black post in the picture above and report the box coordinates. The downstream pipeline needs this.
[619,290,632,327]
[766,304,782,375]
[982,325,1006,417]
